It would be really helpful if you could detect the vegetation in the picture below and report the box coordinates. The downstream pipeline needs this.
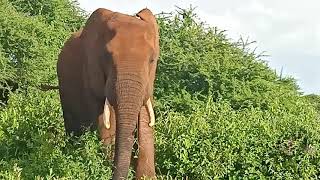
[0,1,319,179]
[304,94,320,114]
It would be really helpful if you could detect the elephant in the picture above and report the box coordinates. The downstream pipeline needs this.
[57,8,159,180]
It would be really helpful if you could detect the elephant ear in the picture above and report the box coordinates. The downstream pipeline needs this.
[136,8,160,58]
[80,8,116,100]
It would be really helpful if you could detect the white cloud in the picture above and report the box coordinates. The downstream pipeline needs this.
[76,0,320,94]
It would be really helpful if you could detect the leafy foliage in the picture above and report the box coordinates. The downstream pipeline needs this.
[0,0,86,104]
[8,0,86,31]
[155,9,300,112]
[0,1,319,179]
[153,9,320,179]
[304,94,320,114]
[0,89,114,179]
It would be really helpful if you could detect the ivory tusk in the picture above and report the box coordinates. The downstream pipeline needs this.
[103,98,111,129]
[146,98,155,127]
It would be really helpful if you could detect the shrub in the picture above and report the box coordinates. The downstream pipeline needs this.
[0,0,86,105]
[0,89,114,179]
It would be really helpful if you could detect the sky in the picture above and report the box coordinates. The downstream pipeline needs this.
[77,0,320,94]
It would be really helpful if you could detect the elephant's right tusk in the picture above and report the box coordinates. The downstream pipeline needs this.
[103,97,111,129]
[146,98,155,127]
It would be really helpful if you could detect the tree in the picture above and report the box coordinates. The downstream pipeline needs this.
[0,0,86,104]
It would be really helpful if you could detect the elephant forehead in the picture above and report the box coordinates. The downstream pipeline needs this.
[107,13,154,41]
[110,22,152,41]
[105,26,154,55]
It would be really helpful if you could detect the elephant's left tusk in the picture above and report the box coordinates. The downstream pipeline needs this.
[103,97,111,129]
[146,98,155,127]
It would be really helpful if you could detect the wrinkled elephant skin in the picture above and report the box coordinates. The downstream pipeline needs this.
[57,8,159,180]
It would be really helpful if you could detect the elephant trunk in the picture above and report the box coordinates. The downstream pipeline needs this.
[112,73,143,180]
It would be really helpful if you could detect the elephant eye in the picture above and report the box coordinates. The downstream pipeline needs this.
[149,58,155,64]
[149,53,156,64]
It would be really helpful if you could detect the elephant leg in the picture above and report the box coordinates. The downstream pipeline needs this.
[97,105,116,160]
[136,106,156,179]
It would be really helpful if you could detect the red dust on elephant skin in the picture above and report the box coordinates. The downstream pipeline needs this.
[57,8,159,180]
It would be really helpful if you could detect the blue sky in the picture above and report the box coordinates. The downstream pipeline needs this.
[77,0,320,94]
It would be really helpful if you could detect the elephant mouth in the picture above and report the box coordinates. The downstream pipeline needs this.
[102,97,155,129]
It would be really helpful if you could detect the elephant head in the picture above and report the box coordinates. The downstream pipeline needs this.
[57,8,159,179]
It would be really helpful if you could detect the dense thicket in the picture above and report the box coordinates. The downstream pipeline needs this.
[0,1,319,179]
[0,0,85,104]
[304,94,320,114]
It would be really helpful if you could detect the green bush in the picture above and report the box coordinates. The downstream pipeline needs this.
[0,2,319,179]
[0,89,114,179]
[0,0,86,104]
[155,100,320,179]
[304,94,320,114]
[155,9,300,112]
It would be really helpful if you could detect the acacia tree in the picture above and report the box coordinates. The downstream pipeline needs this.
[0,0,85,104]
